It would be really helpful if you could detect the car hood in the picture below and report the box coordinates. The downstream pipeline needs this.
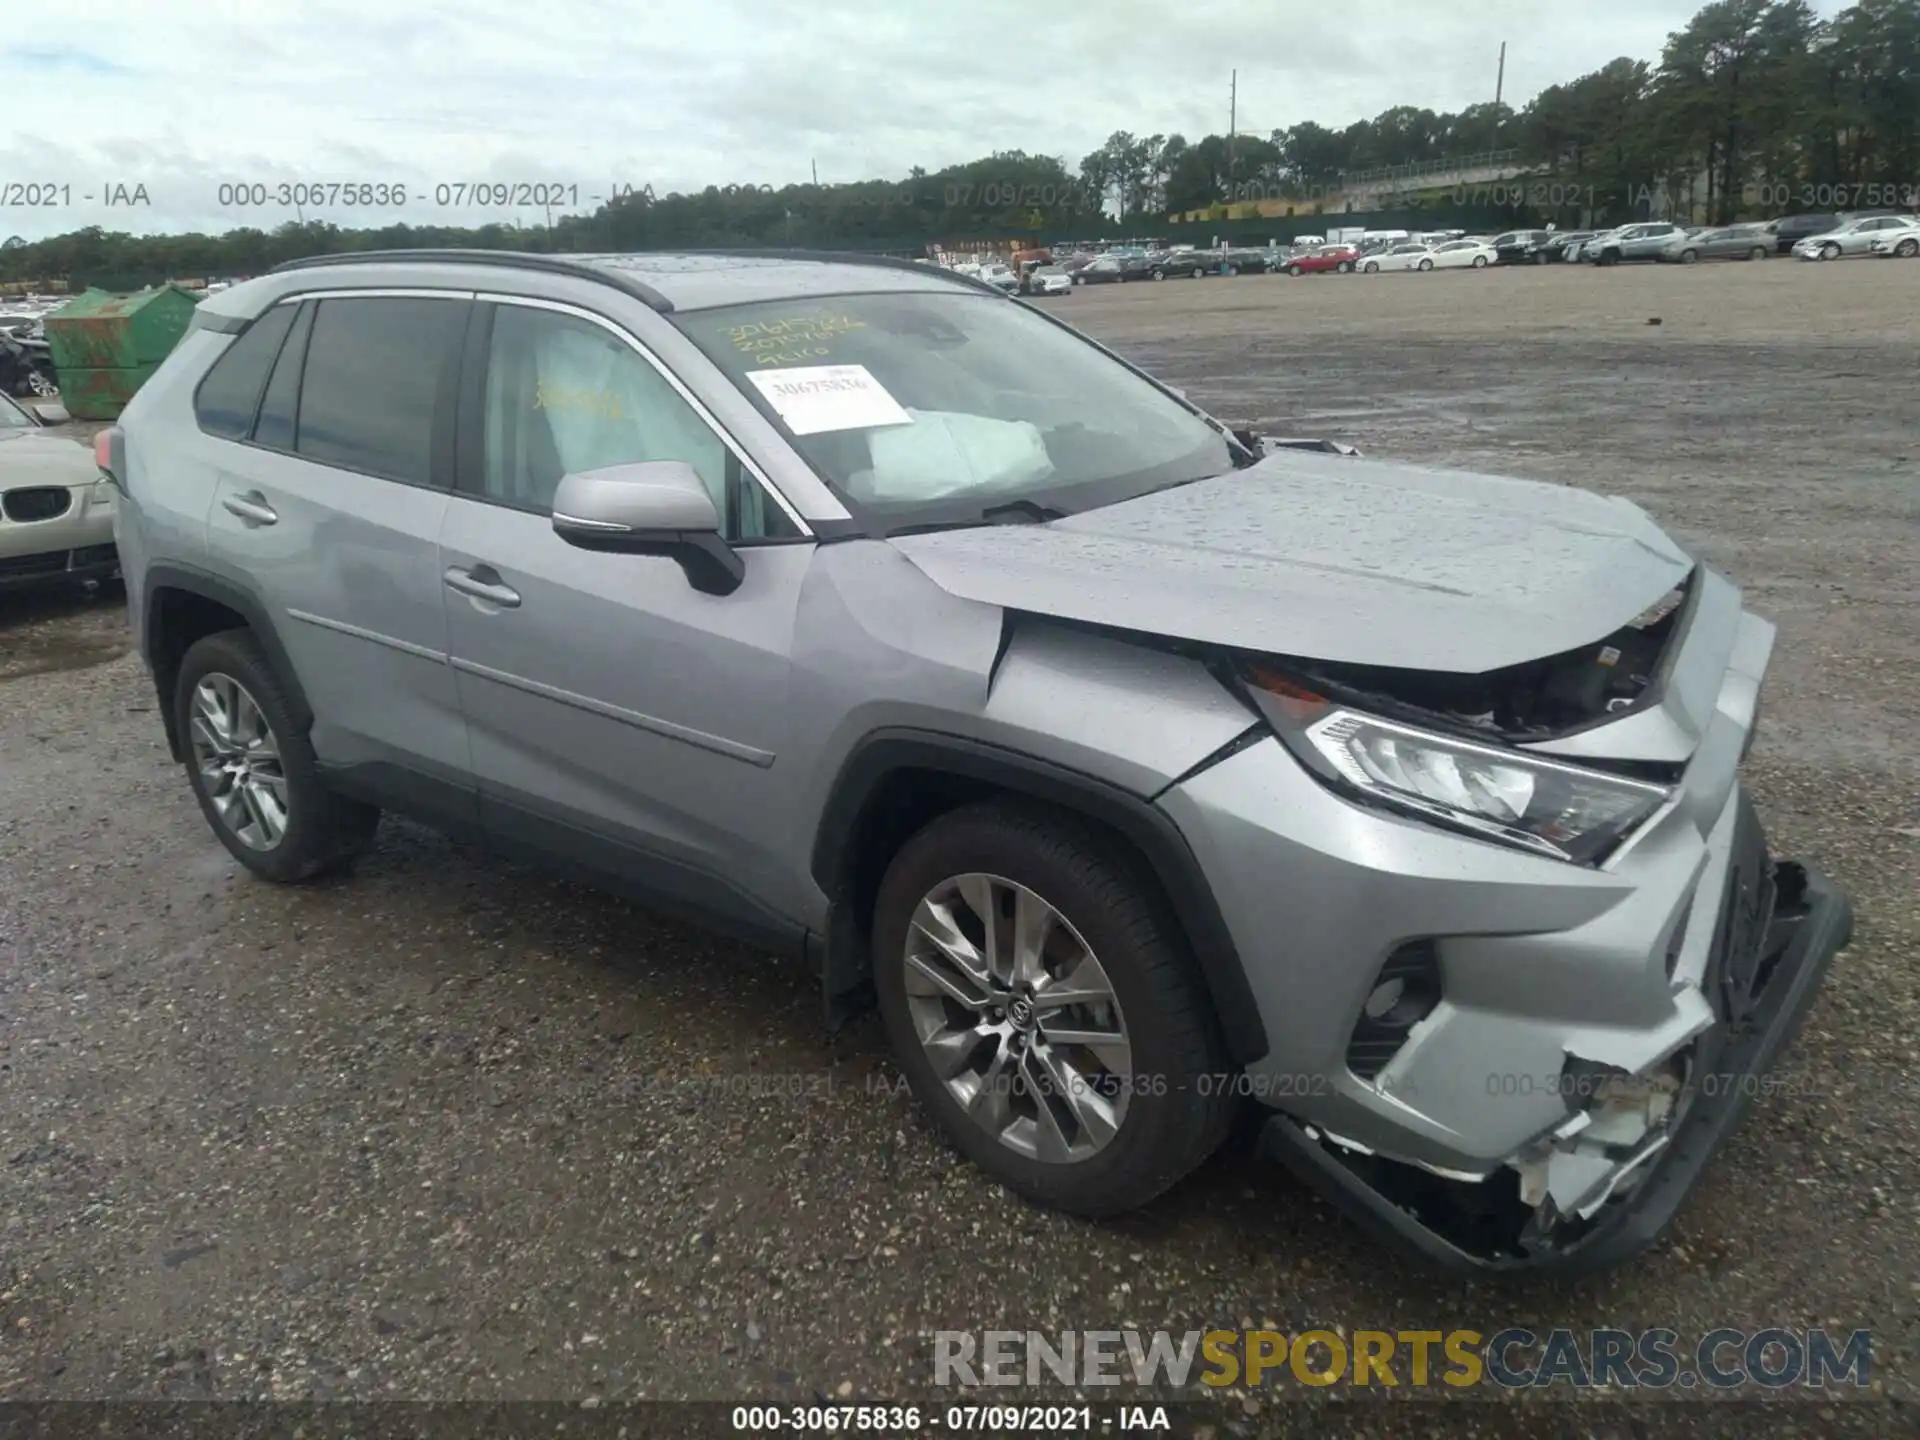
[888,448,1694,673]
[0,427,95,485]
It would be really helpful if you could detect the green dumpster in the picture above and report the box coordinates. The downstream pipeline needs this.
[42,284,199,418]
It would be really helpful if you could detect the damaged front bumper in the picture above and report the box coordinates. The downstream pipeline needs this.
[1260,844,1852,1275]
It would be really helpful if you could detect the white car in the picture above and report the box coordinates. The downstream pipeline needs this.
[1026,265,1074,295]
[1792,214,1920,260]
[1358,242,1435,274]
[1869,226,1920,259]
[978,264,1020,292]
[0,393,118,591]
[1427,239,1496,269]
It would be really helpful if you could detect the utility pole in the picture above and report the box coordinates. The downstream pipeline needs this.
[811,158,819,186]
[1227,70,1237,201]
[1495,42,1506,107]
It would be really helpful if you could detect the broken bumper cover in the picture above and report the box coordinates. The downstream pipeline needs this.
[1260,857,1853,1275]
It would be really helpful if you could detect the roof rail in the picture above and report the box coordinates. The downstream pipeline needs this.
[671,247,1010,299]
[268,248,675,312]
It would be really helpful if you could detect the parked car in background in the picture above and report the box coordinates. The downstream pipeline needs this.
[1492,230,1555,264]
[1538,231,1595,262]
[1584,222,1684,264]
[1281,244,1359,275]
[1660,225,1773,263]
[1219,247,1271,275]
[1870,228,1920,258]
[1150,249,1217,280]
[0,391,118,590]
[1026,265,1074,296]
[1427,238,1497,269]
[1074,256,1128,284]
[978,263,1020,292]
[1358,243,1435,274]
[1792,214,1920,260]
[1765,213,1841,254]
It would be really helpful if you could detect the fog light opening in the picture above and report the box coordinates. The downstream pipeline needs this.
[1346,940,1443,1082]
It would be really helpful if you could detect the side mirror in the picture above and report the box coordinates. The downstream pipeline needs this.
[29,401,69,426]
[550,460,745,596]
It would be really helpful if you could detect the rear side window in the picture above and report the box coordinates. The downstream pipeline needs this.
[252,301,313,452]
[294,296,467,486]
[193,302,298,440]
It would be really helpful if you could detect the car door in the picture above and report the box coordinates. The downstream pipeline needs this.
[437,295,816,949]
[1845,217,1893,254]
[201,290,478,818]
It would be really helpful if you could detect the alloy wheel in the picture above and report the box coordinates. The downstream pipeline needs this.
[189,672,289,850]
[901,872,1131,1164]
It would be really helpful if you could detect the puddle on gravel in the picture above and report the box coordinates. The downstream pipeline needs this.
[0,589,131,681]
[0,628,129,681]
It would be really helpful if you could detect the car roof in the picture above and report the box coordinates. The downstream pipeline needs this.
[250,247,1003,317]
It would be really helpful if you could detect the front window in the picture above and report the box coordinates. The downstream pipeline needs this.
[673,290,1234,533]
[0,391,34,429]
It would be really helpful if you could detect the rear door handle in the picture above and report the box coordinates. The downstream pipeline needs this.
[443,565,521,609]
[221,491,277,526]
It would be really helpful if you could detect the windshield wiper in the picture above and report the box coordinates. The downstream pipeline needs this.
[885,498,1067,537]
[979,498,1067,523]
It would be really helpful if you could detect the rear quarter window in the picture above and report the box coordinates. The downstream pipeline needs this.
[192,301,299,440]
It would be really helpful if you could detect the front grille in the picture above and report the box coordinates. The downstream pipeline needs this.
[3,486,73,523]
[1708,794,1779,1031]
[1346,940,1444,1081]
[71,543,118,565]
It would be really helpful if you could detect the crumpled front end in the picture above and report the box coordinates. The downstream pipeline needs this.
[1158,564,1855,1273]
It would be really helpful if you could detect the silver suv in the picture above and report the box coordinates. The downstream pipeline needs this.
[102,249,1852,1275]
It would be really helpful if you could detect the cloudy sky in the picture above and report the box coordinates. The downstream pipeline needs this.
[0,0,1847,241]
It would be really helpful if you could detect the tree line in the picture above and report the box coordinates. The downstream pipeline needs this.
[3,0,1914,289]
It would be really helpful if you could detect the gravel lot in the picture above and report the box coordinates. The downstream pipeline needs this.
[1,259,1915,1428]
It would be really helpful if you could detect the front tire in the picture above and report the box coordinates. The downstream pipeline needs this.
[1749,246,1768,260]
[1896,238,1918,258]
[1417,257,1433,271]
[1679,249,1699,264]
[1287,264,1303,276]
[871,802,1234,1216]
[176,630,381,883]
[1818,243,1839,261]
[1363,261,1378,273]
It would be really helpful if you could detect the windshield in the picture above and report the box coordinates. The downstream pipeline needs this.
[674,290,1234,532]
[0,391,32,429]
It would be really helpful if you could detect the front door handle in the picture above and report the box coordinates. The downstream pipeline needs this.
[221,491,278,526]
[443,565,521,609]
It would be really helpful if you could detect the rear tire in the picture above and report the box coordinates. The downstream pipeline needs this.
[1417,258,1433,271]
[1287,264,1303,276]
[1471,254,1488,267]
[175,630,381,883]
[871,801,1234,1217]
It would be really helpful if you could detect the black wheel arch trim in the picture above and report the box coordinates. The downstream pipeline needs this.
[809,728,1271,1065]
[142,562,313,761]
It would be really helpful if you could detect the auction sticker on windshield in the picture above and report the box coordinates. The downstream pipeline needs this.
[745,364,912,436]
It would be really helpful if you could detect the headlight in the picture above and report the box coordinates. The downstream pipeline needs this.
[1242,669,1672,865]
